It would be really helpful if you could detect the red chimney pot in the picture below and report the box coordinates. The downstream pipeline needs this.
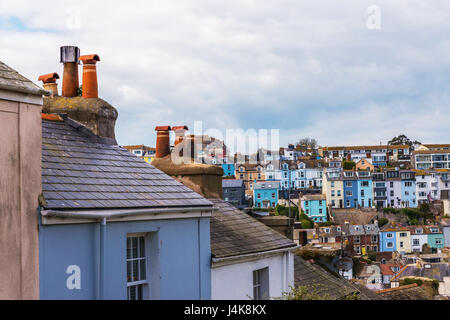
[155,126,171,158]
[80,54,100,99]
[38,72,59,84]
[172,125,189,146]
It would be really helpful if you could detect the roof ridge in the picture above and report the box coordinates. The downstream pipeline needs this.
[375,283,418,294]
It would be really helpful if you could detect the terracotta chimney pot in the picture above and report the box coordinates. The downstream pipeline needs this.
[155,126,171,158]
[172,125,189,146]
[80,54,100,98]
[38,73,60,97]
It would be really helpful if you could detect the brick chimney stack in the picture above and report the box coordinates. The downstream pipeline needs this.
[38,72,59,97]
[80,54,100,98]
[155,126,171,158]
[60,46,80,97]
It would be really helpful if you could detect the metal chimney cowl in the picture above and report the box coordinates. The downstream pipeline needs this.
[60,46,80,97]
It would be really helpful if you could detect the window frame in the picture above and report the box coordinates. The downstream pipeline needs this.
[127,234,149,300]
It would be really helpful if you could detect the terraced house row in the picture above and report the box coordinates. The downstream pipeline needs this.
[323,168,450,210]
[305,223,445,256]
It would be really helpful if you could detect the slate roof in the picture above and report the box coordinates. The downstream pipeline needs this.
[301,194,326,201]
[0,60,48,96]
[293,255,377,300]
[41,117,212,210]
[394,263,450,282]
[209,199,296,258]
[376,283,430,300]
[253,181,280,190]
[222,179,244,188]
[348,224,380,236]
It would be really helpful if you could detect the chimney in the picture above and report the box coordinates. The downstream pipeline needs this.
[155,126,171,158]
[151,129,224,199]
[80,54,100,98]
[43,47,118,144]
[38,72,59,97]
[60,46,80,97]
[172,125,189,146]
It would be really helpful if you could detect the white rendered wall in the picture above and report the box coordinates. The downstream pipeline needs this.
[211,251,294,300]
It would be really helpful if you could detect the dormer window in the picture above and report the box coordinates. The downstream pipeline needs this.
[325,228,330,233]
[336,227,341,232]
[430,228,438,233]
[355,226,360,231]
[415,228,423,234]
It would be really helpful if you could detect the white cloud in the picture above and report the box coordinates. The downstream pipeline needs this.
[0,0,449,149]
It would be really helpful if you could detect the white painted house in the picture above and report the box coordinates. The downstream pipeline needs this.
[410,226,428,252]
[209,199,297,300]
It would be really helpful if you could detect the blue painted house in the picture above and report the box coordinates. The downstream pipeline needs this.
[379,228,398,252]
[343,171,358,208]
[280,161,297,190]
[221,163,235,177]
[39,114,213,300]
[300,194,327,222]
[253,181,280,208]
[427,226,445,251]
[356,171,373,208]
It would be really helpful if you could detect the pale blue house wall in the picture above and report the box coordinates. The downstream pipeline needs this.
[357,179,373,208]
[401,180,417,208]
[254,188,278,208]
[221,163,235,177]
[427,233,445,249]
[379,231,397,252]
[302,199,327,222]
[39,217,211,300]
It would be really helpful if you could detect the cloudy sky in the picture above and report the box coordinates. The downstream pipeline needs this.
[1,0,449,152]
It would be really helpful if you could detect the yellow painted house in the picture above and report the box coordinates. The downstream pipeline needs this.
[322,169,344,208]
[122,145,156,164]
[355,158,374,171]
[395,228,412,254]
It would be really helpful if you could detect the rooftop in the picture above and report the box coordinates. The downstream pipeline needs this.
[253,181,280,190]
[41,115,212,210]
[0,60,48,96]
[209,199,296,259]
[222,179,244,188]
[376,283,431,300]
[293,255,376,300]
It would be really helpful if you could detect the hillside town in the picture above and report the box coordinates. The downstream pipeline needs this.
[1,46,449,302]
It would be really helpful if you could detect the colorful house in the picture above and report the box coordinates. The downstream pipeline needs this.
[221,163,236,177]
[253,181,280,208]
[122,144,156,164]
[379,224,411,254]
[386,170,403,208]
[373,172,387,209]
[355,158,374,171]
[356,171,373,208]
[322,170,344,209]
[343,171,358,208]
[40,115,213,300]
[300,194,327,222]
[400,170,417,208]
[379,228,397,253]
[427,226,445,251]
[409,226,429,252]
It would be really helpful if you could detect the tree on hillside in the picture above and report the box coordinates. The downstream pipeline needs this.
[342,160,356,170]
[388,134,421,151]
[296,138,318,150]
